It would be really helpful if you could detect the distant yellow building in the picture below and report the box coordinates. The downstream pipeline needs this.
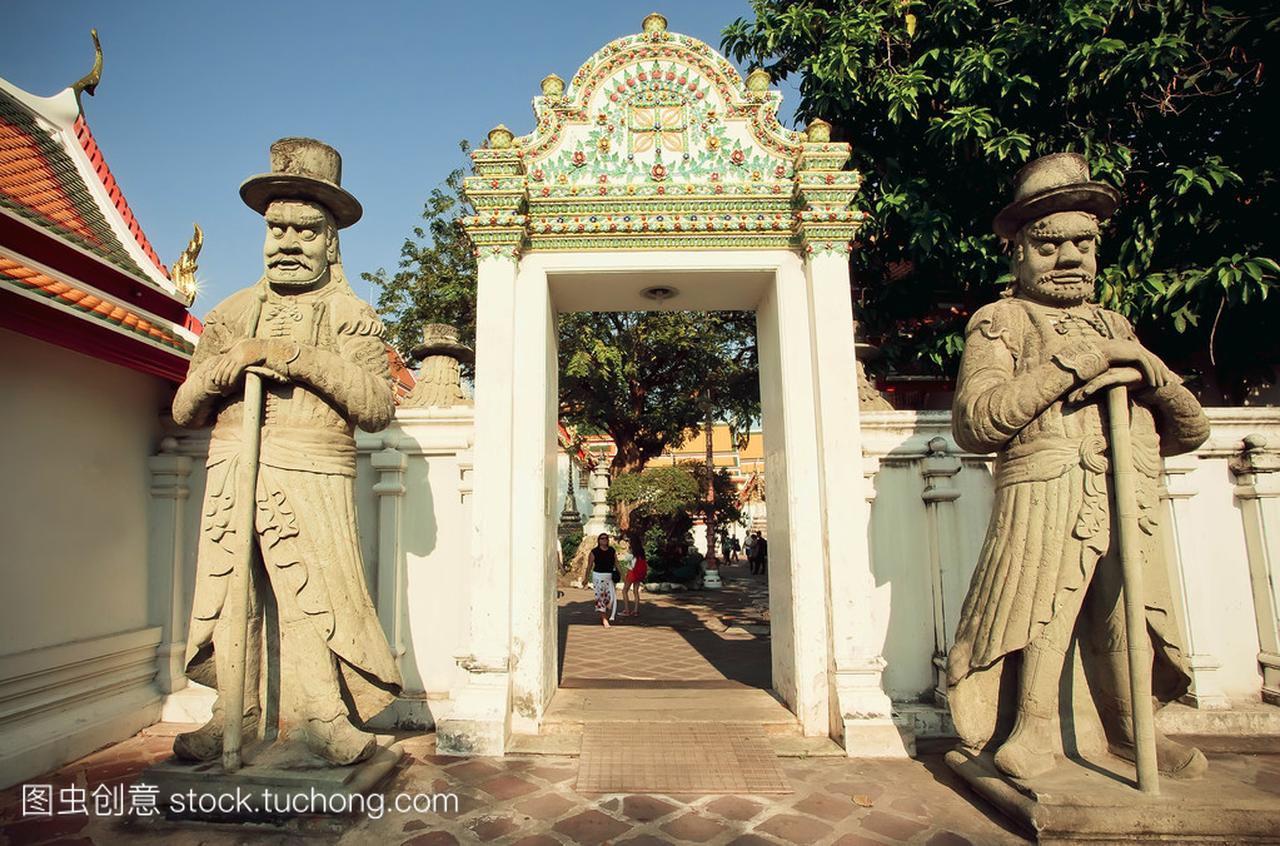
[580,423,765,496]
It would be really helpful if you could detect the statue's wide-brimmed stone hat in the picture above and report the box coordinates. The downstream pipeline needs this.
[240,137,363,228]
[412,324,474,364]
[994,152,1119,239]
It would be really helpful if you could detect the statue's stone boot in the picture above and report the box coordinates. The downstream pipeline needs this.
[173,708,261,762]
[305,714,377,766]
[1101,696,1207,780]
[1095,649,1207,780]
[994,640,1063,779]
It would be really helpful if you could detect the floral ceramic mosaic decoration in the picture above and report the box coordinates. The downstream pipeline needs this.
[462,13,866,259]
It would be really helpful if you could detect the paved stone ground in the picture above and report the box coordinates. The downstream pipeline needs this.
[558,562,771,688]
[8,565,1273,843]
[0,728,1033,845]
[0,564,1037,845]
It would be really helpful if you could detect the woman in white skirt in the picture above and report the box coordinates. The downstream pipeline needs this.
[589,533,618,627]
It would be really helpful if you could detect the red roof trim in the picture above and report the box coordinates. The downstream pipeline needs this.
[0,207,189,324]
[72,114,169,279]
[0,255,194,354]
[0,285,190,382]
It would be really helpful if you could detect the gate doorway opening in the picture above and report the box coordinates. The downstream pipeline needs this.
[549,301,780,736]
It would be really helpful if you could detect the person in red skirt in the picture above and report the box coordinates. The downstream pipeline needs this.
[620,531,648,617]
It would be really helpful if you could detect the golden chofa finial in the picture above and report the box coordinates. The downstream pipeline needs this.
[541,74,565,98]
[806,118,833,143]
[171,222,203,306]
[642,12,668,33]
[72,29,103,102]
[487,124,515,150]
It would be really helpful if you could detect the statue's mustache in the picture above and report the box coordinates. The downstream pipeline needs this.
[268,253,312,268]
[1037,269,1094,286]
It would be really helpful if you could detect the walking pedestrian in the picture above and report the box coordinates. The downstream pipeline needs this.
[621,531,647,617]
[589,533,618,626]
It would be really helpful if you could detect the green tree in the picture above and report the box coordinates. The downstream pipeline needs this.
[362,142,477,369]
[607,464,701,536]
[723,1,1279,402]
[686,461,745,542]
[560,311,759,475]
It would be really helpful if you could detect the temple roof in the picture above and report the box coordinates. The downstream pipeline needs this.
[0,69,199,382]
[0,80,180,297]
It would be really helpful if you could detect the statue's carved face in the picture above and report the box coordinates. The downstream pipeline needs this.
[1014,211,1099,306]
[263,200,336,288]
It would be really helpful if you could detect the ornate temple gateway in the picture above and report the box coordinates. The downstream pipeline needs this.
[437,13,901,756]
[463,13,863,259]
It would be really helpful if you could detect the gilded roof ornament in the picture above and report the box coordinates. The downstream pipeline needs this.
[746,68,771,95]
[541,74,565,99]
[488,125,515,150]
[642,12,668,33]
[806,118,833,143]
[71,29,103,104]
[170,223,202,306]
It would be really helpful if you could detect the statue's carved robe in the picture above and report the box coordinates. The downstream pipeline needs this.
[946,296,1209,748]
[173,280,402,722]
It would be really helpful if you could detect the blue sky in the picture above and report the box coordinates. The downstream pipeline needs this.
[5,1,799,318]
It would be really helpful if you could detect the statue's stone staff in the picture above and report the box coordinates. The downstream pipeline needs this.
[171,138,402,769]
[220,290,264,772]
[1104,377,1160,792]
[947,153,1211,786]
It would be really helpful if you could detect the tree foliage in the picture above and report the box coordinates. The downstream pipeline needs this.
[723,1,1279,401]
[560,311,759,475]
[362,143,477,371]
[607,464,701,534]
[607,462,741,549]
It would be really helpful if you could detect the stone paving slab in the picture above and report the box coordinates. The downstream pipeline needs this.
[577,723,790,795]
[0,726,1033,845]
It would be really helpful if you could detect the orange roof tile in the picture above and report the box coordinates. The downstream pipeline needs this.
[0,255,193,354]
[0,89,162,286]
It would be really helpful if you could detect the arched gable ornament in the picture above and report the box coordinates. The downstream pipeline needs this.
[463,14,866,259]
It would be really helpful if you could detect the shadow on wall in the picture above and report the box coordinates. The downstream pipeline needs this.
[396,451,440,696]
[865,419,995,704]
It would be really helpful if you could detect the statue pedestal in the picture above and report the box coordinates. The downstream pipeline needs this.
[946,745,1280,844]
[139,736,403,820]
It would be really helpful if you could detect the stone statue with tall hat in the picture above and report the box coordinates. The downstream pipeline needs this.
[945,153,1213,793]
[168,138,403,772]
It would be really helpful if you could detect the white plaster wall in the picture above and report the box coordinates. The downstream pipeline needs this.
[0,328,169,787]
[755,280,795,709]
[366,412,477,702]
[0,328,165,653]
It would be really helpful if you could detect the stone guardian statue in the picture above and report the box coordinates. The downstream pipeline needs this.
[946,153,1210,781]
[171,138,402,767]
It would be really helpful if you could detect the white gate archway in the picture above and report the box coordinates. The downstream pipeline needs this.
[436,13,905,758]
